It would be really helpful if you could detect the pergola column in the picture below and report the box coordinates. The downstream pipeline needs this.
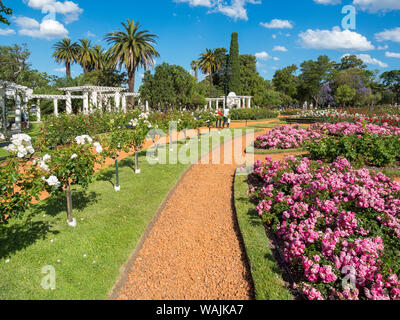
[53,99,59,117]
[114,92,121,111]
[15,93,22,131]
[0,89,6,131]
[247,97,251,108]
[83,92,89,114]
[208,100,212,109]
[145,100,149,112]
[121,94,127,113]
[90,91,98,113]
[223,98,226,108]
[99,93,103,111]
[22,94,29,113]
[36,99,41,122]
[66,91,72,114]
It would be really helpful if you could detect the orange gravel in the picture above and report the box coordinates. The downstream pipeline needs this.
[113,129,304,300]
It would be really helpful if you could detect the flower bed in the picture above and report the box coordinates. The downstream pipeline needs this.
[254,122,400,151]
[248,156,400,300]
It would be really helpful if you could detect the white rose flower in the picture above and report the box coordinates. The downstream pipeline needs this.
[43,154,51,162]
[0,133,4,141]
[46,176,61,188]
[71,154,78,160]
[93,142,103,154]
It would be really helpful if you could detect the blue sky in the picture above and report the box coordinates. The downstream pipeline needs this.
[1,0,400,90]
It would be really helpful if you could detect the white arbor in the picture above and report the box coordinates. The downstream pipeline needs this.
[205,92,252,110]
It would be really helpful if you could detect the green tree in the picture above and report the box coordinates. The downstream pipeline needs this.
[191,59,200,80]
[335,84,356,106]
[228,32,241,94]
[52,38,79,78]
[77,38,95,74]
[335,54,366,71]
[381,70,400,104]
[0,0,12,25]
[105,19,159,105]
[299,55,334,107]
[273,64,298,98]
[199,49,221,95]
[239,54,266,106]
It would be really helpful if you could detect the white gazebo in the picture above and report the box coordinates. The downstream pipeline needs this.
[206,92,252,110]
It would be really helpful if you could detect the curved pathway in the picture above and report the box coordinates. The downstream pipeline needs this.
[112,126,304,300]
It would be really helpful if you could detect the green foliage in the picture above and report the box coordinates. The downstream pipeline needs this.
[307,133,400,167]
[0,158,43,224]
[381,70,400,104]
[0,0,12,25]
[229,108,278,121]
[239,54,266,105]
[335,84,356,106]
[139,63,206,110]
[273,64,298,98]
[228,32,241,94]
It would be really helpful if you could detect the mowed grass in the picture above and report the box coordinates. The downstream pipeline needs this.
[0,129,247,300]
[234,173,292,300]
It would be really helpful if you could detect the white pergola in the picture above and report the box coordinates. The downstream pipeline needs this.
[205,92,252,110]
[1,82,144,133]
[0,80,33,132]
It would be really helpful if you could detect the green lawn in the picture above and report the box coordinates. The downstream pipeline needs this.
[0,128,249,300]
[234,172,293,300]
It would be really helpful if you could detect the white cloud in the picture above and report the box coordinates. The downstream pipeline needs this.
[377,44,389,50]
[313,0,342,4]
[386,51,400,58]
[86,31,96,38]
[299,26,374,51]
[260,19,293,29]
[272,34,277,39]
[23,0,83,24]
[175,0,261,21]
[13,16,40,29]
[19,18,68,39]
[255,51,271,60]
[343,53,388,68]
[272,45,288,52]
[375,27,400,43]
[273,57,280,61]
[353,0,400,13]
[54,67,66,72]
[0,29,16,36]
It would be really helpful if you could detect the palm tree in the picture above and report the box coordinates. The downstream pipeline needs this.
[77,38,95,74]
[199,49,221,93]
[191,60,200,80]
[52,38,79,78]
[105,19,159,105]
[92,44,106,71]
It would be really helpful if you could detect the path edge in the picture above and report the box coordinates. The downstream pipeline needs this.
[106,163,194,300]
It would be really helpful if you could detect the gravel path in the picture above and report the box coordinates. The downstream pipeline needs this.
[112,128,305,300]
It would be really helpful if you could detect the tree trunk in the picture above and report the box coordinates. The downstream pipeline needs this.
[128,70,135,106]
[66,184,73,223]
[66,62,71,79]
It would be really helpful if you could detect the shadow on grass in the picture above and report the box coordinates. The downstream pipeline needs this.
[0,220,58,260]
[31,190,99,218]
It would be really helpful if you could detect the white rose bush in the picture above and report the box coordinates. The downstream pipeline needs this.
[1,134,43,224]
[37,134,105,227]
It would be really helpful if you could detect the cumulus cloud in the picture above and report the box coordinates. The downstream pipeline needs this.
[375,27,400,43]
[17,17,68,39]
[23,0,83,24]
[386,51,400,58]
[299,26,374,51]
[260,19,293,29]
[353,0,400,13]
[255,51,271,60]
[343,53,388,68]
[0,29,16,36]
[272,45,288,52]
[174,0,261,21]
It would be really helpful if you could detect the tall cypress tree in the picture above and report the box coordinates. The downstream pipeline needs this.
[228,32,241,94]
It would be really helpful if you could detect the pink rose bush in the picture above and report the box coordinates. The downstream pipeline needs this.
[254,122,400,150]
[248,156,400,300]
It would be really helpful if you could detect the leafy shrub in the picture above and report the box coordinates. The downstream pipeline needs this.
[230,108,278,121]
